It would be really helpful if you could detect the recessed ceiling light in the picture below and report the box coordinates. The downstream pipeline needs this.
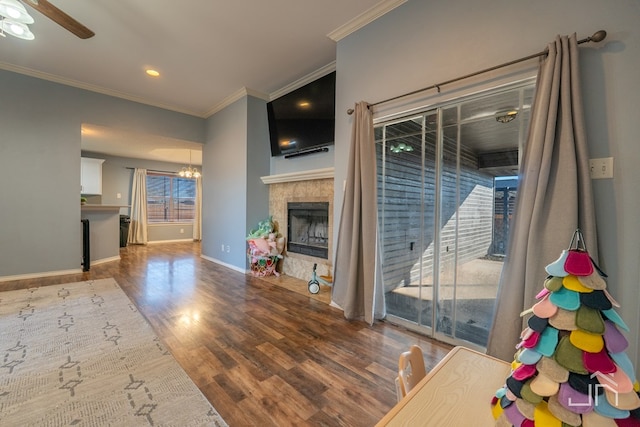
[146,69,160,77]
[298,101,310,108]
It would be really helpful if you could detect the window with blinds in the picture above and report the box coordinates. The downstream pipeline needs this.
[146,173,196,223]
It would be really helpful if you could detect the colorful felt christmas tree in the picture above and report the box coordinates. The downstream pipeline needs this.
[491,230,640,426]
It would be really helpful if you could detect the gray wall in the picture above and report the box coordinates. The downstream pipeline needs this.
[0,67,271,278]
[83,151,199,243]
[0,70,204,278]
[333,0,640,374]
[246,96,272,244]
[201,96,270,270]
[269,145,334,175]
[0,72,82,276]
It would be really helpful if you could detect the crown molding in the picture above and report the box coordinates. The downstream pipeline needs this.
[269,62,336,101]
[245,87,270,100]
[203,87,269,118]
[260,167,334,185]
[0,59,329,119]
[0,61,205,117]
[1,0,405,120]
[201,61,337,115]
[327,0,407,42]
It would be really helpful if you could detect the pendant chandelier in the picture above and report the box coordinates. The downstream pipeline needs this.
[178,150,201,179]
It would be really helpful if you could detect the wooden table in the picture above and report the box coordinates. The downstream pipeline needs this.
[376,346,511,426]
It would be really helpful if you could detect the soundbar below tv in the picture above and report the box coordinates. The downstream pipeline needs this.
[267,72,335,158]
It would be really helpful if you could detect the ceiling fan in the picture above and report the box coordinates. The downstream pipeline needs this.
[23,0,94,39]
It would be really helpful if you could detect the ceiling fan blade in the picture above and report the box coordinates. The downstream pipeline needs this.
[24,0,95,39]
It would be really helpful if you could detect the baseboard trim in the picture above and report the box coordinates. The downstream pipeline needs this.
[147,239,195,245]
[90,256,121,266]
[200,255,247,274]
[0,268,84,283]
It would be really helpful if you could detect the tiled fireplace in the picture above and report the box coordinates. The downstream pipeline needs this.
[263,168,334,281]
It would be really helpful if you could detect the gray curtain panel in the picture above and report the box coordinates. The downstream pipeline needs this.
[486,34,598,361]
[332,102,385,324]
[128,168,148,245]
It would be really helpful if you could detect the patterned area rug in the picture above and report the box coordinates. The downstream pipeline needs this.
[0,278,227,426]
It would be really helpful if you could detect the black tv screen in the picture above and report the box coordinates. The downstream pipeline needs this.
[267,71,335,157]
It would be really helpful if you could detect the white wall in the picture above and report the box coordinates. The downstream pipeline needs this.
[333,0,640,373]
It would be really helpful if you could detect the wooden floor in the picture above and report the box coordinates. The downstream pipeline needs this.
[1,242,453,426]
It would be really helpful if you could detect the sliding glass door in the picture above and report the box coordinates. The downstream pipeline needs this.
[376,112,437,328]
[376,82,534,348]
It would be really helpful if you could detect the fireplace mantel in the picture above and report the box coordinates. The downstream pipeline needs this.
[260,167,334,185]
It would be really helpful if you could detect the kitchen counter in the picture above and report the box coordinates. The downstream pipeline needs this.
[80,205,128,266]
[81,204,127,211]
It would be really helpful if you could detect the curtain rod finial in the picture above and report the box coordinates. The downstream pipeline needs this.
[347,104,371,115]
[591,30,606,43]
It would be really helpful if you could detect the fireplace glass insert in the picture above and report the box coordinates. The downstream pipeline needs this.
[287,202,329,259]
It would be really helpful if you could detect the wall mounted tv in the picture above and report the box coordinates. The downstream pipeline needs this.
[267,71,336,158]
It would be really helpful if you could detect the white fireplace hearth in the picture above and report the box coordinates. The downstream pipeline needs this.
[261,168,334,282]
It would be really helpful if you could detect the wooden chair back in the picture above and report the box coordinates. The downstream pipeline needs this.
[397,345,427,400]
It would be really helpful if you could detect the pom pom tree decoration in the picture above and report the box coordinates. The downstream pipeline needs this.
[491,229,640,426]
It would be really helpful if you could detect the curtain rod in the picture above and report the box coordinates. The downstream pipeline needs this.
[346,30,607,115]
[125,166,177,175]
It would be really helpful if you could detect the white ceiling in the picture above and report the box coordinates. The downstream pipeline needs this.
[1,0,406,163]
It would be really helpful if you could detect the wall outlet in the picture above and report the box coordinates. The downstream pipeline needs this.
[116,193,121,199]
[180,228,184,234]
[589,157,614,179]
[226,245,230,253]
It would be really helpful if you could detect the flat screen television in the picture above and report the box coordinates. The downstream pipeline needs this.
[267,71,335,158]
